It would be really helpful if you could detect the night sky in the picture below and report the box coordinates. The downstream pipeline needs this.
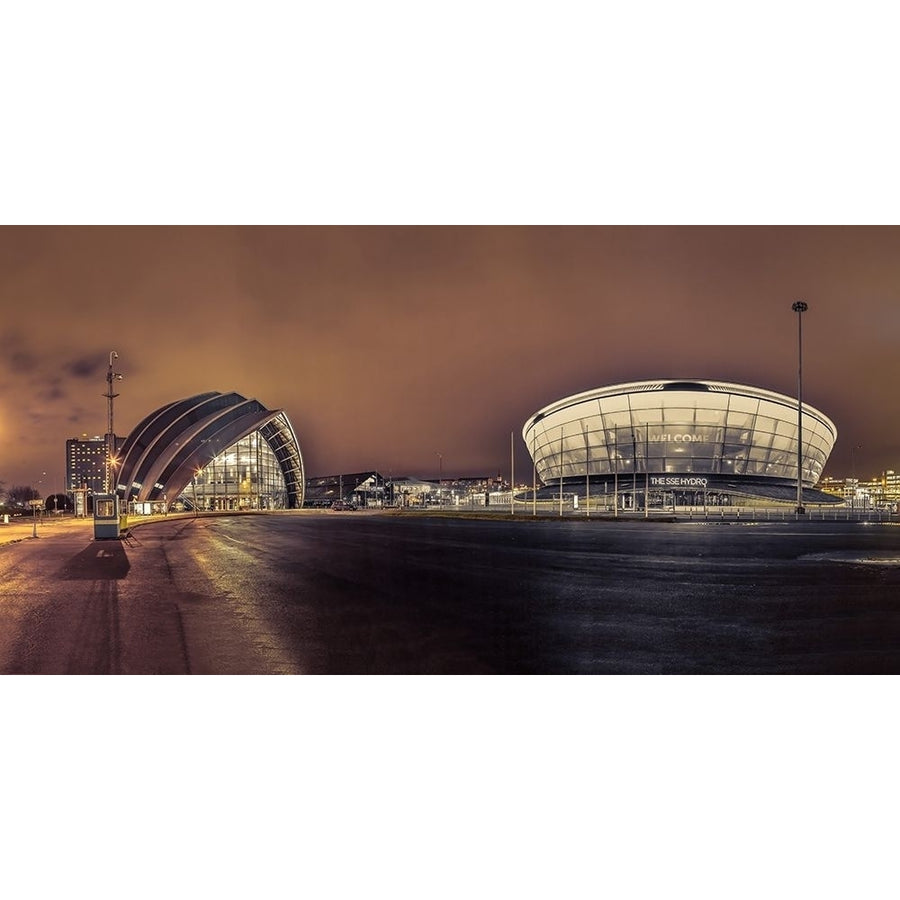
[1,225,898,492]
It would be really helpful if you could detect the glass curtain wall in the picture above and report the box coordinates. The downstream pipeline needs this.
[527,387,835,487]
[179,431,289,510]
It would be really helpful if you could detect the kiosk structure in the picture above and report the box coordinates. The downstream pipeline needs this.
[93,494,121,540]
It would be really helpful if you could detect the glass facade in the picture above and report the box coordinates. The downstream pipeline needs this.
[115,392,305,510]
[177,430,290,510]
[524,381,837,489]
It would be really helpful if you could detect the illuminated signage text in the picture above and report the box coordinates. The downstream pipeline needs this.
[650,476,709,487]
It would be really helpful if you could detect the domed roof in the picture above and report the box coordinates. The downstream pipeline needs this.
[115,391,305,508]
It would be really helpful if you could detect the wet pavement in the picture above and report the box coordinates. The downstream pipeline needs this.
[2,512,899,673]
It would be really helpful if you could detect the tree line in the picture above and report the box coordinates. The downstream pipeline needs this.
[0,482,74,512]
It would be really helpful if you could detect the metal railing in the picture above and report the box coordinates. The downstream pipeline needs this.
[414,498,900,523]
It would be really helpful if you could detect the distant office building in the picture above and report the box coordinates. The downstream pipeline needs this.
[114,391,305,510]
[882,470,900,502]
[66,435,113,495]
[808,470,897,511]
[523,379,839,506]
[819,477,854,502]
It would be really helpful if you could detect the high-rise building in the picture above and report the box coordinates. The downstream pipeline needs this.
[66,433,124,495]
[66,435,108,495]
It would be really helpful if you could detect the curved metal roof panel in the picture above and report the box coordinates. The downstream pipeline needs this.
[116,392,220,490]
[119,392,258,497]
[116,391,305,508]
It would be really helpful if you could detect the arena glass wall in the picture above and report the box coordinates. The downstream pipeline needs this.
[522,380,837,503]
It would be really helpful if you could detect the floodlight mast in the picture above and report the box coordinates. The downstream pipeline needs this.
[105,351,123,493]
[792,301,808,515]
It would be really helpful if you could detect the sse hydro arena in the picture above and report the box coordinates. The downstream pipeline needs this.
[522,380,839,507]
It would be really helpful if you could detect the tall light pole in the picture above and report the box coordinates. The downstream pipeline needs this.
[631,429,638,513]
[558,426,564,517]
[32,472,45,537]
[851,443,862,511]
[585,427,590,518]
[105,351,124,494]
[436,452,442,507]
[510,431,515,516]
[613,427,619,519]
[644,426,649,520]
[792,301,808,515]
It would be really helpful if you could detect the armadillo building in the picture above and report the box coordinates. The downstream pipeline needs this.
[523,380,839,506]
[115,391,305,511]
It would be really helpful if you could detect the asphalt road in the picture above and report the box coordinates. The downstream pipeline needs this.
[2,512,899,674]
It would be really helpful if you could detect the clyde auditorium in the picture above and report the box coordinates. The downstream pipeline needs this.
[115,391,305,511]
[522,380,839,506]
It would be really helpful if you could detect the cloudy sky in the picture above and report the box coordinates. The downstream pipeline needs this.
[0,225,898,492]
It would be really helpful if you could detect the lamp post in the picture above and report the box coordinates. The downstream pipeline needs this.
[644,426,649,520]
[613,427,619,518]
[849,443,862,511]
[792,300,808,515]
[585,427,590,518]
[32,472,45,537]
[631,430,638,513]
[105,351,123,494]
[559,426,564,517]
[436,452,442,507]
[510,431,515,516]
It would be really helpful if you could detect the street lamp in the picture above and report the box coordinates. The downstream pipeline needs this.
[613,427,619,518]
[436,452,442,507]
[32,472,45,537]
[792,300,808,515]
[850,443,862,511]
[510,431,515,516]
[105,351,124,493]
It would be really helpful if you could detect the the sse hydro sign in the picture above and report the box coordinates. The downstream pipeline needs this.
[649,476,709,488]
